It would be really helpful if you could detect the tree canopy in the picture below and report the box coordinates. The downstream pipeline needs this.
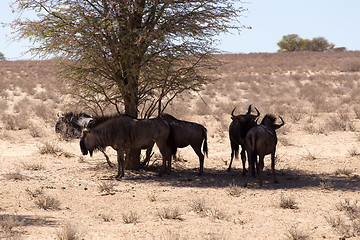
[0,52,5,61]
[10,0,245,169]
[277,34,336,52]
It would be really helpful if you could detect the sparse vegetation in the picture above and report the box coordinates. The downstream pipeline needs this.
[279,194,298,209]
[158,207,183,221]
[122,211,139,224]
[97,182,116,195]
[34,196,61,210]
[55,223,80,240]
[0,52,360,239]
[284,225,310,240]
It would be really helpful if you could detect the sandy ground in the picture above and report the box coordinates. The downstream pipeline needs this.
[0,114,359,240]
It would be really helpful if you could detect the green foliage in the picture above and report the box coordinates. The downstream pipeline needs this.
[0,52,5,61]
[278,34,336,52]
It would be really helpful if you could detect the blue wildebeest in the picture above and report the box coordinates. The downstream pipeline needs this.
[244,114,285,187]
[55,112,113,167]
[80,115,173,178]
[159,114,208,175]
[55,112,92,139]
[228,105,260,175]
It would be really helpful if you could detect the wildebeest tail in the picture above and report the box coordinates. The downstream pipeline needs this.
[248,133,256,177]
[203,127,208,157]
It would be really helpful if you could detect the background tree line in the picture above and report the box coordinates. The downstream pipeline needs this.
[277,34,346,52]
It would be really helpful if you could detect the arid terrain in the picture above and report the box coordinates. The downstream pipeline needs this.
[1,51,360,239]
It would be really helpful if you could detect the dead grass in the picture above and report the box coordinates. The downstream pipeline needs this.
[279,194,298,210]
[158,207,183,221]
[97,181,116,195]
[284,225,310,240]
[122,211,139,224]
[55,223,80,240]
[34,196,61,210]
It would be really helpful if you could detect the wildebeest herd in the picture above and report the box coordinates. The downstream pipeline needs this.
[55,105,284,187]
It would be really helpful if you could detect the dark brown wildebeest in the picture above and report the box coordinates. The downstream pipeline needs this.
[146,114,208,175]
[228,105,260,175]
[80,115,173,179]
[244,114,285,187]
[55,112,113,167]
[55,112,92,139]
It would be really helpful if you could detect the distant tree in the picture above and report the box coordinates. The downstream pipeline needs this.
[309,37,334,52]
[0,52,5,61]
[278,35,336,52]
[277,34,305,52]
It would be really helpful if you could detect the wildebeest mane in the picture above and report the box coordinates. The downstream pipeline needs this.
[261,114,277,125]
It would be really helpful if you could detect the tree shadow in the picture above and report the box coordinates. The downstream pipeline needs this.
[0,214,57,227]
[120,166,360,192]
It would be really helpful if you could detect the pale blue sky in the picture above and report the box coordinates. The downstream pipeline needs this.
[1,0,360,60]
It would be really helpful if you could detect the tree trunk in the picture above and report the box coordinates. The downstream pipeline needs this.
[123,80,140,170]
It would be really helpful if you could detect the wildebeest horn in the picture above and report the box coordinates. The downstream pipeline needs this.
[231,108,237,118]
[274,116,285,129]
[246,105,252,115]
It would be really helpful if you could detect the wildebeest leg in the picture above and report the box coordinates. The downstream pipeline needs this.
[271,152,279,184]
[157,142,170,176]
[115,148,125,179]
[100,149,113,168]
[140,143,155,168]
[258,155,265,186]
[228,142,239,172]
[192,145,204,175]
[244,151,254,187]
[240,146,248,176]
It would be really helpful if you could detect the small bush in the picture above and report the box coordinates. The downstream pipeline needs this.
[158,207,182,221]
[280,194,298,209]
[122,211,139,224]
[56,223,80,240]
[226,182,242,197]
[38,142,62,155]
[35,196,61,210]
[147,193,157,202]
[337,199,359,220]
[23,162,45,171]
[4,172,27,181]
[25,187,44,199]
[190,198,207,214]
[208,207,229,221]
[285,225,310,240]
[100,214,114,222]
[97,182,116,195]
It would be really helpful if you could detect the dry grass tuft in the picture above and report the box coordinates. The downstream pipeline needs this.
[122,211,139,224]
[23,162,45,171]
[158,207,183,221]
[4,172,28,181]
[38,142,62,155]
[97,182,116,195]
[25,187,44,199]
[55,223,80,240]
[284,225,310,240]
[190,197,207,215]
[226,182,242,197]
[279,194,298,210]
[35,196,61,210]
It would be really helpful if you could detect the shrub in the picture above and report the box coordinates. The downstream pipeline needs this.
[35,196,61,210]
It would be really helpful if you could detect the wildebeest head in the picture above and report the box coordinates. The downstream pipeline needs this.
[261,114,285,129]
[231,105,260,122]
[80,128,92,156]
